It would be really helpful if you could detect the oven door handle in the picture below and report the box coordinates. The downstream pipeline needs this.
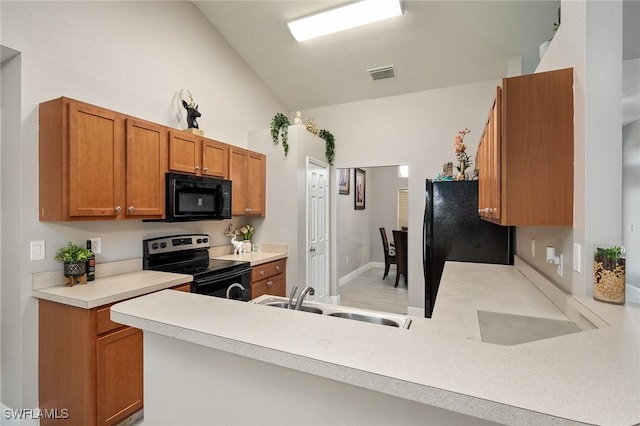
[226,283,246,299]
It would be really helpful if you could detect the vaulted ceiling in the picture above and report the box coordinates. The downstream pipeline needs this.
[195,0,639,116]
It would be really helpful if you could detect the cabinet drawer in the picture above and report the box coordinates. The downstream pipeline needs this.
[96,304,125,336]
[251,274,285,299]
[251,259,285,282]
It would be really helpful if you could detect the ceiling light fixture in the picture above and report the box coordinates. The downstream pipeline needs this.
[288,0,403,42]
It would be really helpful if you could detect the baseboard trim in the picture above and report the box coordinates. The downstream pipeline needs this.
[339,262,385,286]
[407,306,424,318]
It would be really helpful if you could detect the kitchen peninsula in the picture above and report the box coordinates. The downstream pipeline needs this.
[111,258,640,426]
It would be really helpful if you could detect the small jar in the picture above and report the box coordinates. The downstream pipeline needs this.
[593,244,625,304]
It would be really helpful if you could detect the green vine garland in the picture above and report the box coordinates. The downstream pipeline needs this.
[270,113,290,156]
[318,129,335,166]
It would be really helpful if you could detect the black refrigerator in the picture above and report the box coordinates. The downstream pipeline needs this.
[423,180,514,318]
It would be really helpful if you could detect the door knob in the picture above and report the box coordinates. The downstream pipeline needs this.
[309,247,316,253]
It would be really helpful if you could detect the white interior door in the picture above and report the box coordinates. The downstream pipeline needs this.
[306,158,329,302]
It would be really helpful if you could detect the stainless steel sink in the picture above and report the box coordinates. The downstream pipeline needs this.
[263,301,323,314]
[251,296,411,329]
[327,312,401,327]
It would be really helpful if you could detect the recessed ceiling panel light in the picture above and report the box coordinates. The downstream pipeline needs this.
[288,0,403,42]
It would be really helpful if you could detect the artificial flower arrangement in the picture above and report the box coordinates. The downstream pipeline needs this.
[453,128,471,180]
[239,225,255,241]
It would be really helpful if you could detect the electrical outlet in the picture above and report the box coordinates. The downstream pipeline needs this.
[531,239,536,258]
[30,240,46,260]
[90,237,102,254]
[573,243,581,272]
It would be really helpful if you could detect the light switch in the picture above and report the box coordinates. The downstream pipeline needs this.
[573,243,581,272]
[30,240,45,260]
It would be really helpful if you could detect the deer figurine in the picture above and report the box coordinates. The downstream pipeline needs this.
[225,224,243,255]
[179,89,201,129]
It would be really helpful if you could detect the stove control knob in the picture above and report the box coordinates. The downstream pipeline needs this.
[152,243,159,250]
[203,238,209,243]
[160,242,167,248]
[197,239,203,244]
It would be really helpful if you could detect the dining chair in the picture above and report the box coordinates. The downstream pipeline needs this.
[392,230,408,287]
[379,227,396,280]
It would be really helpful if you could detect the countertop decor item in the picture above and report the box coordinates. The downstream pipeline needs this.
[318,129,335,165]
[179,89,203,136]
[270,112,290,156]
[453,128,471,180]
[239,225,255,254]
[54,241,92,286]
[225,224,243,255]
[593,244,625,304]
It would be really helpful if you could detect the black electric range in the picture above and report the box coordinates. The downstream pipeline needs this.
[143,234,252,301]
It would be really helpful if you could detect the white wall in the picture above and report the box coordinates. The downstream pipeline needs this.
[300,79,499,312]
[623,118,640,288]
[247,125,327,295]
[0,1,286,411]
[517,0,623,296]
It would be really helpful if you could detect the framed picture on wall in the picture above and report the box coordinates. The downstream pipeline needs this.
[354,168,366,210]
[338,168,350,195]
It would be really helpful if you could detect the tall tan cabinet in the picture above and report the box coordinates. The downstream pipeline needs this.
[477,68,574,227]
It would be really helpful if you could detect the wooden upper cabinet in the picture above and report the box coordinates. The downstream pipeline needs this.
[229,147,266,216]
[125,118,167,217]
[168,131,228,178]
[202,139,228,178]
[478,68,574,227]
[39,97,166,221]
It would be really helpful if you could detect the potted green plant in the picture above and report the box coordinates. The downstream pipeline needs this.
[239,225,255,253]
[593,245,625,304]
[270,112,290,156]
[54,241,92,277]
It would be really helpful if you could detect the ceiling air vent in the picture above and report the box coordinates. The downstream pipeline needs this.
[367,65,396,81]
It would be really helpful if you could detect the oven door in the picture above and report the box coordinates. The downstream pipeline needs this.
[193,268,251,301]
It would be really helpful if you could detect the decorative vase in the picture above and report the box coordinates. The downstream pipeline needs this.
[64,261,86,278]
[593,245,625,304]
[242,241,252,254]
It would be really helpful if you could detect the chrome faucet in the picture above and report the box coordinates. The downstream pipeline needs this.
[295,286,315,311]
[226,283,246,299]
[288,286,299,310]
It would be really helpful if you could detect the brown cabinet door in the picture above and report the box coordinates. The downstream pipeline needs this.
[168,130,199,174]
[96,326,143,426]
[247,151,266,216]
[68,102,125,217]
[229,147,249,215]
[201,139,228,178]
[251,274,285,299]
[126,118,167,218]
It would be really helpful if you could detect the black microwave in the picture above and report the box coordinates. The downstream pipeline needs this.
[164,173,232,221]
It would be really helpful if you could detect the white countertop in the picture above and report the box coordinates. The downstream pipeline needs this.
[111,260,640,425]
[32,270,192,309]
[211,251,287,266]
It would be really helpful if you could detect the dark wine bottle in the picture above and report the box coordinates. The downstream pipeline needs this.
[86,240,96,281]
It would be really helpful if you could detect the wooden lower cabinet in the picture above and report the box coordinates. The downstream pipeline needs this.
[96,327,143,425]
[250,259,286,299]
[38,284,190,425]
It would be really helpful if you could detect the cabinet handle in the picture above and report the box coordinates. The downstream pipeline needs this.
[203,167,208,172]
[245,208,251,213]
[195,166,200,171]
[267,281,273,286]
[484,208,491,213]
[275,266,280,272]
[115,205,122,212]
[128,206,135,212]
[260,270,265,276]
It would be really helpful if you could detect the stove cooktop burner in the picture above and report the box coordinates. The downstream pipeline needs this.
[163,259,251,277]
